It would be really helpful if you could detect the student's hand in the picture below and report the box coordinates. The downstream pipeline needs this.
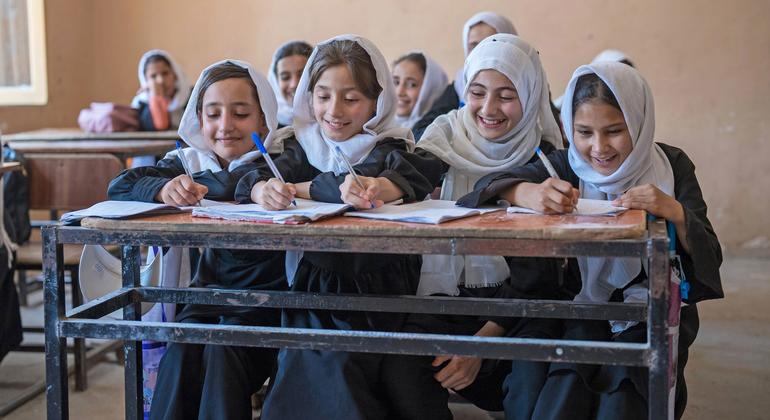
[432,355,482,391]
[504,179,579,214]
[252,178,296,210]
[149,80,164,97]
[612,184,684,224]
[339,174,384,209]
[156,175,207,206]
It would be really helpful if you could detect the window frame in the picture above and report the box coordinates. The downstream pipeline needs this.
[0,0,48,106]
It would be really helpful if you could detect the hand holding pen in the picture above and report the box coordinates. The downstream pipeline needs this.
[155,141,207,206]
[531,147,579,213]
[334,146,379,209]
[251,132,297,209]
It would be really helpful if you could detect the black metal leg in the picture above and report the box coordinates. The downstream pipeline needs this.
[17,269,29,307]
[70,269,88,391]
[122,245,143,420]
[43,226,69,420]
[647,220,671,420]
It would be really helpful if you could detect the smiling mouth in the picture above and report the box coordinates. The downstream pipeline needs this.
[478,116,506,128]
[591,155,618,166]
[324,120,349,130]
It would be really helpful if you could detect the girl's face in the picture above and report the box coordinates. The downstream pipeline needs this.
[276,54,308,104]
[200,78,267,164]
[312,64,377,141]
[466,22,496,55]
[144,60,177,98]
[392,59,424,117]
[466,69,522,140]
[572,100,633,175]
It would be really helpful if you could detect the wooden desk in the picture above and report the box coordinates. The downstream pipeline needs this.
[0,162,21,174]
[43,211,671,420]
[4,129,177,211]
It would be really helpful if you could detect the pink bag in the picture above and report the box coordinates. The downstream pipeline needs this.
[77,102,140,133]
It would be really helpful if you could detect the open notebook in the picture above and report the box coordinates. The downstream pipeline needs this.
[191,198,350,225]
[344,199,504,224]
[60,199,220,225]
[506,198,627,216]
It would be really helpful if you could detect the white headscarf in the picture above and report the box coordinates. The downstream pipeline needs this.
[267,40,312,127]
[170,59,280,173]
[553,49,634,110]
[562,63,674,327]
[394,52,449,130]
[454,12,517,98]
[130,49,191,128]
[282,34,413,285]
[417,34,561,296]
[290,34,414,175]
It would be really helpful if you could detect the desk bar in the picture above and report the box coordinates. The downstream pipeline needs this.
[121,246,143,420]
[59,320,650,366]
[647,220,671,419]
[43,227,69,420]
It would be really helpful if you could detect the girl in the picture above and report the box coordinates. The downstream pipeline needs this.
[234,35,439,420]
[131,49,190,132]
[462,62,723,419]
[413,11,516,139]
[392,51,448,138]
[267,40,313,127]
[109,60,287,420]
[380,34,567,419]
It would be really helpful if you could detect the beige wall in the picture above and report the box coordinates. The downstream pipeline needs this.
[1,0,769,251]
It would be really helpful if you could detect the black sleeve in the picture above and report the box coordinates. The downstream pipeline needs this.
[234,137,319,203]
[309,138,440,203]
[412,84,460,141]
[457,143,576,207]
[137,102,156,131]
[662,144,723,303]
[108,157,260,203]
[107,157,184,202]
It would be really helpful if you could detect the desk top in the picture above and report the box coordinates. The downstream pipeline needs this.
[0,162,21,174]
[6,139,176,155]
[3,128,179,142]
[80,209,646,241]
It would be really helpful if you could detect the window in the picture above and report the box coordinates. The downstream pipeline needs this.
[0,0,47,106]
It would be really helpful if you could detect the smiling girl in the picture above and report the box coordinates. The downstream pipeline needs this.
[110,60,287,420]
[463,62,723,419]
[391,52,448,138]
[267,40,313,127]
[235,35,439,420]
[379,34,566,419]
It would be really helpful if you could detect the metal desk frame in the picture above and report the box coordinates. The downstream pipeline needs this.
[43,218,670,420]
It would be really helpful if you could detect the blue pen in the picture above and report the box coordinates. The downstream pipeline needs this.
[334,146,375,209]
[251,132,296,207]
[175,141,200,206]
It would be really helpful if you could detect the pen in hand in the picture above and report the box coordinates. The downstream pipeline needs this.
[175,140,200,206]
[535,147,577,212]
[334,146,376,209]
[251,132,296,207]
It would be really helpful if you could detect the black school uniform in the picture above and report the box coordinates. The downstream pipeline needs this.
[108,155,288,420]
[378,140,573,420]
[462,143,723,420]
[233,136,439,420]
[411,83,460,141]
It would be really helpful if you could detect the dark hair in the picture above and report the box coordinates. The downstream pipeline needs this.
[273,41,313,76]
[619,58,635,68]
[143,54,173,76]
[195,62,260,116]
[307,40,381,100]
[571,73,621,117]
[393,52,427,75]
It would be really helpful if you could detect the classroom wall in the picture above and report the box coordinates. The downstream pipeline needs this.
[1,0,768,252]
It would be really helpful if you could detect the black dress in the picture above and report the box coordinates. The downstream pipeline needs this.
[460,143,723,420]
[234,136,441,420]
[411,83,460,141]
[108,155,288,420]
[378,140,573,420]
